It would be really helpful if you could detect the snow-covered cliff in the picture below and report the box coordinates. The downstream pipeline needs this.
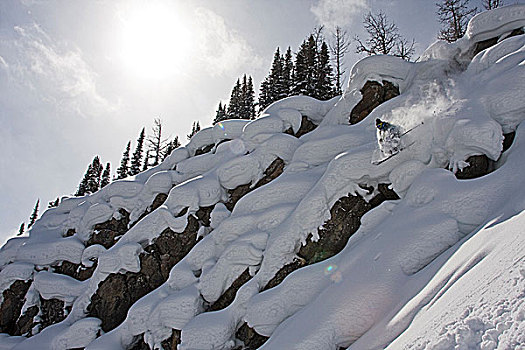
[1,5,525,350]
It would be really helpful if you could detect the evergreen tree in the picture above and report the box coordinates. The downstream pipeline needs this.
[242,75,256,120]
[187,121,201,140]
[355,11,416,60]
[86,156,103,194]
[48,197,60,208]
[116,141,131,180]
[28,199,39,229]
[330,26,350,95]
[101,162,111,187]
[18,223,25,236]
[130,128,145,175]
[259,48,288,111]
[482,0,502,9]
[283,47,294,95]
[436,0,477,42]
[147,118,168,167]
[163,136,181,160]
[293,35,317,96]
[213,102,228,124]
[227,79,242,118]
[76,156,103,196]
[315,41,335,100]
[142,150,150,171]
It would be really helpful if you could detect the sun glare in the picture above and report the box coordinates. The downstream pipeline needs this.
[118,2,192,79]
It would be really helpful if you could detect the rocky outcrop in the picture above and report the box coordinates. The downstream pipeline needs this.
[0,280,32,335]
[226,158,285,211]
[350,81,400,124]
[472,28,524,58]
[455,155,491,179]
[235,323,269,350]
[87,209,130,249]
[39,297,67,331]
[237,184,399,348]
[206,268,252,312]
[87,214,202,332]
[285,115,318,138]
[52,260,95,281]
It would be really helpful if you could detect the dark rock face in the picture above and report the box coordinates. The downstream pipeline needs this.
[503,131,516,153]
[195,143,215,156]
[226,158,285,212]
[87,215,201,332]
[133,193,169,229]
[235,323,269,350]
[284,115,318,138]
[455,155,491,179]
[128,335,151,350]
[350,81,400,125]
[39,298,67,330]
[87,209,130,249]
[262,259,306,292]
[161,329,181,350]
[295,116,318,138]
[472,28,524,58]
[16,305,38,336]
[206,268,252,311]
[238,184,398,348]
[0,280,32,335]
[52,260,96,281]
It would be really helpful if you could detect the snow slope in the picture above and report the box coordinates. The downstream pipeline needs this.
[1,5,525,350]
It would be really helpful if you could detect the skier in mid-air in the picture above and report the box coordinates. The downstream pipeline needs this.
[376,118,401,157]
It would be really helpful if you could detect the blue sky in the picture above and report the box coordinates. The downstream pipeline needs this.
[0,0,515,244]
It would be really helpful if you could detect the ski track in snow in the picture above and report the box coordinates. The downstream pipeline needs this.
[1,5,525,350]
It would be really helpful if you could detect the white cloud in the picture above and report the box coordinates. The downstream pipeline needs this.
[311,0,369,29]
[4,23,115,118]
[193,7,263,77]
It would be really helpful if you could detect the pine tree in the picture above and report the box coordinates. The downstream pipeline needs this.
[283,47,294,95]
[76,156,102,196]
[101,162,111,187]
[355,11,416,60]
[315,41,335,100]
[243,75,256,119]
[187,121,201,140]
[436,0,477,42]
[259,48,288,111]
[116,141,131,180]
[482,0,503,9]
[147,118,168,167]
[86,156,103,194]
[227,79,242,118]
[130,128,145,175]
[213,102,228,125]
[48,197,60,208]
[142,150,150,171]
[293,35,317,96]
[18,223,25,236]
[28,199,39,228]
[330,26,350,95]
[163,136,181,160]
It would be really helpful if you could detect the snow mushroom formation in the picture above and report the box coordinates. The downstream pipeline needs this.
[1,5,525,350]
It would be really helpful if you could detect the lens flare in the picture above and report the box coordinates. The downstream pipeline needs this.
[324,264,342,283]
[218,122,225,130]
[324,264,337,275]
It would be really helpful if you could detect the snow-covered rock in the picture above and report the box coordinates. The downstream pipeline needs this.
[1,6,525,350]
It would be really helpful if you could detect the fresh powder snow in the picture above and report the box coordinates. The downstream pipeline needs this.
[1,5,525,350]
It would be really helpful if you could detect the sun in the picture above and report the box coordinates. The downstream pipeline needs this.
[118,2,192,79]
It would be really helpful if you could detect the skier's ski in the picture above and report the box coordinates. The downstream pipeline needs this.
[372,141,416,165]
